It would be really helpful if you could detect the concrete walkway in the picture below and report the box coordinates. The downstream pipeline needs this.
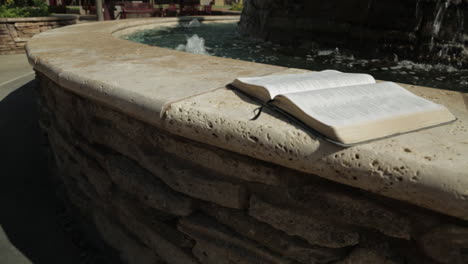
[0,54,82,264]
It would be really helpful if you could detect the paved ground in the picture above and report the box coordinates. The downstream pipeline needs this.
[0,54,83,263]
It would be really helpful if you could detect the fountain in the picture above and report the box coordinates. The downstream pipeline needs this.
[125,20,468,92]
[25,14,468,264]
[239,0,468,66]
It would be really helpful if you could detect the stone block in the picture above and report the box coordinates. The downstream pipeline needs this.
[48,126,114,201]
[21,28,40,34]
[51,74,315,196]
[54,154,104,212]
[46,84,248,209]
[47,108,196,262]
[286,186,411,240]
[42,90,196,216]
[249,195,359,248]
[139,152,249,209]
[200,203,346,264]
[6,24,17,38]
[419,225,468,264]
[191,240,240,264]
[112,190,195,249]
[334,238,401,264]
[94,212,165,264]
[13,37,28,42]
[133,117,312,187]
[178,213,293,264]
[103,154,196,216]
[114,199,198,264]
[50,144,97,216]
[14,22,36,27]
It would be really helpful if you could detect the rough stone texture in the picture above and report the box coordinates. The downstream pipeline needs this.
[419,225,468,264]
[36,73,468,264]
[165,82,468,222]
[37,71,249,209]
[200,203,346,264]
[248,195,360,248]
[94,212,165,264]
[0,16,77,55]
[239,0,468,65]
[29,16,468,264]
[26,17,468,222]
[111,190,196,250]
[285,186,411,239]
[111,195,199,264]
[334,237,410,264]
[104,154,196,216]
[178,214,294,264]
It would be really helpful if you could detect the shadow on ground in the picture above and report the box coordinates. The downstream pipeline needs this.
[0,80,82,264]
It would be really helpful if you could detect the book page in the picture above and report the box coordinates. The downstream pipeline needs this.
[236,70,375,99]
[277,82,445,127]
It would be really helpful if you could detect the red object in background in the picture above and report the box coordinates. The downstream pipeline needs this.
[203,4,211,15]
[164,3,178,17]
[103,4,111,20]
[120,2,161,19]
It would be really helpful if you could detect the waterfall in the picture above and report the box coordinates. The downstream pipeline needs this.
[453,6,465,43]
[432,0,450,37]
[414,0,423,31]
[429,0,450,50]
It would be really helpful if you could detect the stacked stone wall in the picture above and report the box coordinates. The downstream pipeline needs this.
[0,17,76,55]
[36,72,468,264]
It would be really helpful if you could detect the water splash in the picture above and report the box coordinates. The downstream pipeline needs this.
[184,19,201,28]
[176,34,209,55]
[317,50,335,56]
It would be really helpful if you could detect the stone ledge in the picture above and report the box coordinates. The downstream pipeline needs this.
[165,85,468,220]
[25,16,468,221]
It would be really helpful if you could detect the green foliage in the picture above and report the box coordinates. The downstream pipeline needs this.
[0,5,29,17]
[0,0,49,17]
[65,6,81,15]
[230,2,243,11]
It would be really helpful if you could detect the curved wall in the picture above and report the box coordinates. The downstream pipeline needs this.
[37,72,468,264]
[0,15,77,55]
[28,17,468,264]
[239,0,468,65]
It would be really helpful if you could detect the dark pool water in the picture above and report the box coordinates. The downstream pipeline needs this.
[125,22,468,93]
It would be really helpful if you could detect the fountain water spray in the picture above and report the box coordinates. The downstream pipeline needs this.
[176,34,209,55]
[184,19,201,28]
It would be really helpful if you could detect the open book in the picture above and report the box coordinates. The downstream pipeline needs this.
[231,70,456,146]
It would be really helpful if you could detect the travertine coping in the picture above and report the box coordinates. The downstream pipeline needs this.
[26,17,468,220]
